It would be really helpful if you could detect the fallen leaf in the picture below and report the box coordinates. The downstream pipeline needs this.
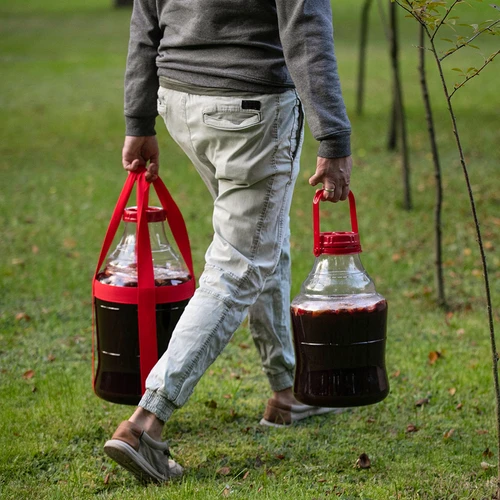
[406,424,418,433]
[222,486,231,497]
[481,461,493,470]
[242,471,250,480]
[392,253,402,262]
[456,403,463,410]
[47,354,56,362]
[443,428,455,439]
[104,473,110,485]
[392,370,401,378]
[257,486,264,492]
[317,478,327,483]
[415,397,430,407]
[463,248,472,256]
[205,399,218,409]
[238,343,250,349]
[11,258,25,266]
[477,429,489,435]
[483,448,494,458]
[366,417,376,424]
[230,372,241,380]
[229,409,237,418]
[485,241,494,251]
[448,388,457,396]
[217,467,231,476]
[355,453,371,469]
[428,351,442,365]
[275,454,285,460]
[15,312,31,321]
[32,245,39,254]
[223,394,232,399]
[22,370,35,380]
[472,269,482,277]
[456,328,465,337]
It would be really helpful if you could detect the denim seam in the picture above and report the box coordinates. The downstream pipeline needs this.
[249,94,280,261]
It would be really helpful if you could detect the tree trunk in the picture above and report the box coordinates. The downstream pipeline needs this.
[418,25,446,307]
[388,1,412,209]
[356,0,374,116]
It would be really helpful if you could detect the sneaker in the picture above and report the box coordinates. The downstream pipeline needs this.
[259,398,345,427]
[104,421,183,483]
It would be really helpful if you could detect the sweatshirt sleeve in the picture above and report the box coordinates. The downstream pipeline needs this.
[124,0,162,136]
[275,0,351,158]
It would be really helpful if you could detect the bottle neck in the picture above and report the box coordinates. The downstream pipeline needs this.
[301,252,376,296]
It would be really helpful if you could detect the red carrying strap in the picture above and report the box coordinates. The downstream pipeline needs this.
[136,174,157,394]
[92,169,195,394]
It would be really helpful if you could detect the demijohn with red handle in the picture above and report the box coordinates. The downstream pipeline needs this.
[92,169,195,405]
[291,190,389,407]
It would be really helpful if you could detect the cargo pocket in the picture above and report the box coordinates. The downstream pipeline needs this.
[202,106,261,131]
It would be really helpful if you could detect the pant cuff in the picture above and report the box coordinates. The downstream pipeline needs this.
[267,370,294,392]
[139,389,177,423]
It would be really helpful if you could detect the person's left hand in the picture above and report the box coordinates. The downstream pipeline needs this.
[308,155,352,202]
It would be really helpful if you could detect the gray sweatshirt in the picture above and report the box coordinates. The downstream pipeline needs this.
[125,0,351,158]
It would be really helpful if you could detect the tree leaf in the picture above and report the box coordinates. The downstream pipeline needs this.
[428,351,442,364]
[415,397,430,407]
[443,428,455,439]
[22,369,35,380]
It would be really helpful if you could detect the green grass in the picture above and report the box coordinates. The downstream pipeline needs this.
[1,0,499,498]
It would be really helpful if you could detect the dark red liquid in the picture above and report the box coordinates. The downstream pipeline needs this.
[94,270,191,405]
[292,300,389,407]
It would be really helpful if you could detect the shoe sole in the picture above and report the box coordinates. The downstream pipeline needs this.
[104,439,166,483]
[259,407,345,428]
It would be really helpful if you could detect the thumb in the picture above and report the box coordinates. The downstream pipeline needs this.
[309,172,322,186]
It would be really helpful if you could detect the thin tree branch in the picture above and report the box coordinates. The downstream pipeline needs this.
[431,0,462,41]
[449,49,500,99]
[440,18,500,61]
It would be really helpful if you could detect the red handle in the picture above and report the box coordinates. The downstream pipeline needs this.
[313,190,359,257]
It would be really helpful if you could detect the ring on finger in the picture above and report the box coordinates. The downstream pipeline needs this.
[324,187,335,193]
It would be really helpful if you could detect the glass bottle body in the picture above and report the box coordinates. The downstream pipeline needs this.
[94,216,191,405]
[291,254,389,407]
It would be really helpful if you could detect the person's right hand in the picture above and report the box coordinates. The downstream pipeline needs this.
[122,135,160,182]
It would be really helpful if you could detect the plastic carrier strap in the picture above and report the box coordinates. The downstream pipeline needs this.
[136,173,157,394]
[92,168,196,394]
[313,189,358,254]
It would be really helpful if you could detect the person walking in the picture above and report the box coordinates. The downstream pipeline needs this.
[104,0,353,483]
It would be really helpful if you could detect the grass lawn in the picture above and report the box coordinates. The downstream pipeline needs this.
[1,0,499,498]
